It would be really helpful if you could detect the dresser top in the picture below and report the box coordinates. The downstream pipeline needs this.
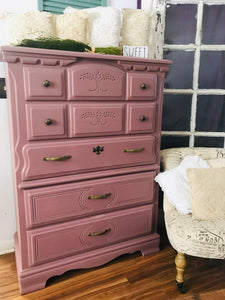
[0,45,171,69]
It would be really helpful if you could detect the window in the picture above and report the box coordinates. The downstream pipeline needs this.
[162,0,225,149]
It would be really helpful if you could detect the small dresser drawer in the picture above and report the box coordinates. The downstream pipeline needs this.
[27,204,153,266]
[26,104,67,140]
[69,103,124,137]
[127,73,157,100]
[23,67,66,101]
[24,172,157,228]
[21,135,157,181]
[126,103,156,134]
[68,63,125,100]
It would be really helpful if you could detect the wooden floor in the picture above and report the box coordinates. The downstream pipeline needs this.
[1,224,225,300]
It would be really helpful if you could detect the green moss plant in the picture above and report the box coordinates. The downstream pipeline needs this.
[95,47,122,55]
[16,38,123,56]
[17,37,92,52]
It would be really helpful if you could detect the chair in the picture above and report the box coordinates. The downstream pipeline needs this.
[159,147,225,292]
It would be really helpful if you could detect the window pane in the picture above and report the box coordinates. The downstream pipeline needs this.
[194,136,224,148]
[199,51,225,89]
[196,95,225,132]
[164,50,194,89]
[202,5,225,44]
[165,4,197,44]
[162,94,192,131]
[160,136,189,150]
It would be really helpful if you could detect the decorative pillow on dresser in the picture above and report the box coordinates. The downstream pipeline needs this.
[0,11,55,45]
[54,11,89,44]
[64,6,123,47]
[120,8,151,47]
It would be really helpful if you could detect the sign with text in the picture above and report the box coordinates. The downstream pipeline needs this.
[123,46,148,58]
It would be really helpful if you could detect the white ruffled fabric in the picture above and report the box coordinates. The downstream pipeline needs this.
[120,8,151,47]
[0,11,54,46]
[64,6,123,48]
[54,11,89,44]
[155,155,209,214]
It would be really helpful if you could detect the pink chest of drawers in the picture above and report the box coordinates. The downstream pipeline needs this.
[1,46,171,294]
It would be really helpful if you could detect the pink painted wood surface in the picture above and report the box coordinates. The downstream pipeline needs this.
[69,103,124,137]
[126,103,156,134]
[21,135,157,181]
[1,46,171,294]
[26,103,67,140]
[14,232,160,294]
[23,66,66,100]
[27,205,153,266]
[127,73,157,100]
[68,63,125,100]
[24,171,157,228]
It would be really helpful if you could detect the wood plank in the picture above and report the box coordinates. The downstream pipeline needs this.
[0,227,225,299]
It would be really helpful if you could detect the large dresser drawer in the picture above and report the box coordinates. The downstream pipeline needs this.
[27,204,153,266]
[24,172,157,228]
[21,135,157,181]
[23,67,66,101]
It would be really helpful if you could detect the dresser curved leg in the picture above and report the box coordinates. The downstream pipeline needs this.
[175,252,186,293]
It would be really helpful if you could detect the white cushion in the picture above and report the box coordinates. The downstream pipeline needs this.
[155,156,209,214]
[64,6,123,47]
[0,11,54,46]
[187,168,225,220]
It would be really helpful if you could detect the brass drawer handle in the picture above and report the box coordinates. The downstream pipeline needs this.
[124,147,145,153]
[88,228,111,236]
[45,118,53,125]
[88,193,112,200]
[43,80,50,87]
[140,83,147,90]
[43,155,72,161]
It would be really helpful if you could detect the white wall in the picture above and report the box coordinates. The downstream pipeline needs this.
[0,0,153,254]
[0,0,38,13]
[107,0,137,8]
[0,0,38,254]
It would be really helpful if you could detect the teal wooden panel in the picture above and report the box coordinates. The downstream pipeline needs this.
[38,0,107,14]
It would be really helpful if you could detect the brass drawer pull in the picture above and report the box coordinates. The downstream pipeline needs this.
[43,80,50,87]
[88,228,111,236]
[140,83,147,90]
[124,147,145,153]
[43,155,72,161]
[45,118,53,125]
[88,192,112,200]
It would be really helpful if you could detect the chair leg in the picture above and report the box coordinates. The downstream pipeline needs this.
[175,252,186,293]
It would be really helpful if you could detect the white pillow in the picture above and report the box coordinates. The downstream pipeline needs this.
[0,11,55,46]
[155,156,209,214]
[64,6,123,47]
